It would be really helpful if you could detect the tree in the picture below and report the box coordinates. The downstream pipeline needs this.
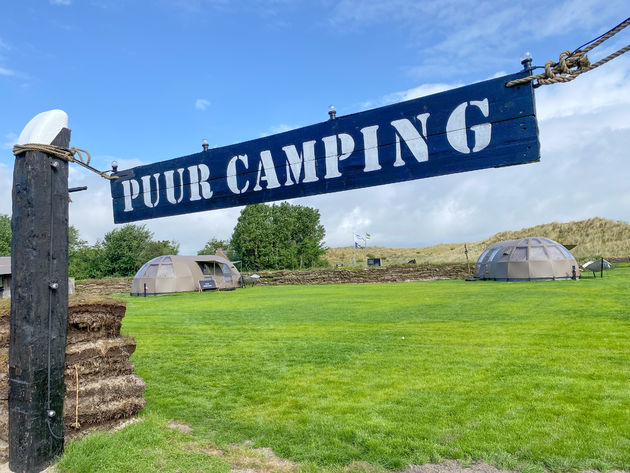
[66,225,180,279]
[99,225,154,277]
[198,237,230,256]
[230,203,326,270]
[69,245,105,280]
[68,225,101,279]
[0,214,11,256]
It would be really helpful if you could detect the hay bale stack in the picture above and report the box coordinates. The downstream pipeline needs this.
[0,297,145,461]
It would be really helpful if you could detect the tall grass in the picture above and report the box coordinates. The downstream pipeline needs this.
[325,217,630,266]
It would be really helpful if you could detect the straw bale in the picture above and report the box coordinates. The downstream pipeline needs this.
[0,374,145,440]
[0,320,7,347]
[0,402,5,442]
[64,396,146,428]
[64,374,146,413]
[0,338,137,378]
[0,350,6,374]
[0,298,145,445]
[68,302,125,332]
[0,394,146,440]
[0,358,137,400]
[0,374,6,401]
[0,295,125,317]
[0,298,126,348]
[64,357,136,381]
[65,336,136,366]
[67,326,120,344]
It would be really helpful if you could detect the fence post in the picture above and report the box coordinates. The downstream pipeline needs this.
[9,111,70,472]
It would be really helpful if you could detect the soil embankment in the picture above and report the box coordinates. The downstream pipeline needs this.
[252,264,470,285]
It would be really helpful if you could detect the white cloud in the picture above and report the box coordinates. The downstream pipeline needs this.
[356,82,462,112]
[328,0,628,80]
[384,82,462,104]
[259,123,296,137]
[195,98,211,110]
[50,0,72,5]
[0,68,14,76]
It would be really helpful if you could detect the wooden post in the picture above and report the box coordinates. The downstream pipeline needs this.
[9,125,70,472]
[464,243,471,276]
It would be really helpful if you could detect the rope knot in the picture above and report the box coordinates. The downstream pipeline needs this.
[505,17,629,88]
[12,143,117,180]
[539,50,593,85]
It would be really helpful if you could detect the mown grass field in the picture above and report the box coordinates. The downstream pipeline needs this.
[58,269,630,473]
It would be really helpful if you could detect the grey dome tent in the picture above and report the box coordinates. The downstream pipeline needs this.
[131,253,241,296]
[474,237,579,281]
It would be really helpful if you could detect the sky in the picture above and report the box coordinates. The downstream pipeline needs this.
[1,1,629,255]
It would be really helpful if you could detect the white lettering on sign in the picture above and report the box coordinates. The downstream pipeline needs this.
[322,133,354,179]
[283,140,318,186]
[254,150,281,191]
[122,180,140,212]
[361,125,381,172]
[187,164,213,201]
[391,113,430,167]
[446,98,491,154]
[165,168,186,204]
[227,155,250,194]
[141,174,161,208]
[119,98,494,213]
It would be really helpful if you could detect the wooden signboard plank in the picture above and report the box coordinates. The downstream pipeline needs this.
[111,71,539,223]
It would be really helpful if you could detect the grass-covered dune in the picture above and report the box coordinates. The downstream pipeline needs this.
[326,217,630,266]
[58,268,630,473]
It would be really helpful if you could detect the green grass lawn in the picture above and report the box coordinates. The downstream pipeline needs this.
[58,269,630,473]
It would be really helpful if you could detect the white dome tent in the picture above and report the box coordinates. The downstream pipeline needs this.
[131,253,241,296]
[474,237,579,281]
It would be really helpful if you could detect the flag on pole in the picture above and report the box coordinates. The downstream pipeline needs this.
[354,233,366,249]
[365,233,371,239]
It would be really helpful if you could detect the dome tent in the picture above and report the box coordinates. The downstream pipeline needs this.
[131,253,241,296]
[474,237,579,281]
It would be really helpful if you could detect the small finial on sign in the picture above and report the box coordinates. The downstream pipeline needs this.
[111,161,118,173]
[328,105,336,120]
[202,139,209,152]
[521,51,533,71]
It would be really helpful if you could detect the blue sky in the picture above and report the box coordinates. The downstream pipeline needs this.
[1,1,629,255]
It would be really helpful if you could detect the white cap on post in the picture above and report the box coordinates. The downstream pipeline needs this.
[17,109,68,146]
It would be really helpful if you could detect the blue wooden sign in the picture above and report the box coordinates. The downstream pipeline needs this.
[111,71,539,223]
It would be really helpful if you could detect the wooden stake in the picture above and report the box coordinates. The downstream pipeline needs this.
[464,243,471,276]
[9,127,70,472]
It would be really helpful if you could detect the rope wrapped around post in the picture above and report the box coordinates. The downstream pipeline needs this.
[13,143,118,180]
